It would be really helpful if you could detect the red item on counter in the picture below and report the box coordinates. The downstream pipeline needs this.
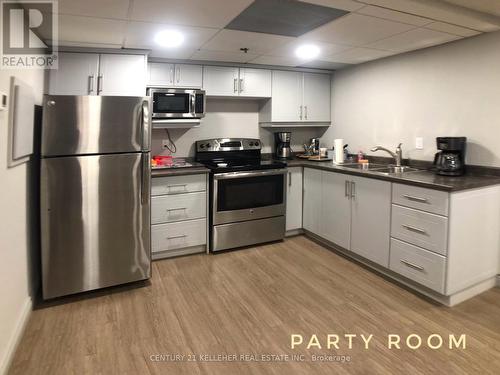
[152,155,173,167]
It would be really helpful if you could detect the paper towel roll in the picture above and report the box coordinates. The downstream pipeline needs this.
[334,139,344,163]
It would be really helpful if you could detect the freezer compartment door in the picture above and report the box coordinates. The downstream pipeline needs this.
[42,95,151,156]
[41,152,151,299]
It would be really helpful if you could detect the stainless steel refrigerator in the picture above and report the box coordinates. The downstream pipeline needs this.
[40,95,151,299]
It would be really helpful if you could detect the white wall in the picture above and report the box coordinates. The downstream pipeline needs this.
[0,69,44,374]
[152,99,325,157]
[322,30,500,167]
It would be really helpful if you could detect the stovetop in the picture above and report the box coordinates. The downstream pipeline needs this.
[199,158,286,173]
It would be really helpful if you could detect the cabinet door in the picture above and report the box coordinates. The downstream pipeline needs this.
[203,66,239,96]
[303,73,331,122]
[148,62,174,86]
[286,167,303,231]
[320,172,351,249]
[303,168,322,235]
[271,71,303,122]
[98,54,147,96]
[48,52,99,95]
[239,68,271,98]
[350,176,391,267]
[175,64,203,88]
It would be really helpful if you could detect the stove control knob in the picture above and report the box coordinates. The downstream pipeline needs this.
[206,143,211,149]
[199,144,205,149]
[254,141,260,147]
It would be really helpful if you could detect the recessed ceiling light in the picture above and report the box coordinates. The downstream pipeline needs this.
[154,30,184,48]
[295,44,320,60]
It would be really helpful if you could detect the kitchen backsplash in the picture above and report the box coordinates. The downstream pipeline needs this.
[151,98,326,157]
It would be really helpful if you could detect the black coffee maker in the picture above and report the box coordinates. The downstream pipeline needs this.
[433,137,467,176]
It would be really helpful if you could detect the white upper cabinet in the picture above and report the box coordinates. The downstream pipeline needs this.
[238,68,272,98]
[303,73,331,122]
[48,53,99,95]
[203,66,271,98]
[259,70,331,125]
[268,71,303,122]
[98,54,147,96]
[48,52,147,96]
[148,63,203,88]
[203,66,240,96]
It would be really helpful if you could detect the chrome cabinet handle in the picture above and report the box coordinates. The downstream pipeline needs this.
[176,66,180,83]
[402,224,427,235]
[167,184,187,190]
[167,234,187,240]
[88,75,94,94]
[299,105,303,120]
[403,194,428,203]
[304,105,308,120]
[170,67,174,84]
[233,78,238,93]
[239,78,244,93]
[167,207,187,212]
[345,180,350,198]
[401,260,425,271]
[288,172,292,187]
[351,181,356,199]
[97,75,103,94]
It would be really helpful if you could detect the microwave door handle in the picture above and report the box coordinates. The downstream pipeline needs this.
[190,94,196,115]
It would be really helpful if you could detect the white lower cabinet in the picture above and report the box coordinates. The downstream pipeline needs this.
[350,175,391,267]
[151,173,208,259]
[303,168,391,267]
[286,167,303,232]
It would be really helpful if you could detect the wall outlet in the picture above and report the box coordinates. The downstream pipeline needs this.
[162,139,169,149]
[415,137,424,150]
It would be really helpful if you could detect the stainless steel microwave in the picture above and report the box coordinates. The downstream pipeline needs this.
[147,88,206,125]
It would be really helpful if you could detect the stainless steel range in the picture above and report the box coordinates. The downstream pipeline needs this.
[195,138,287,252]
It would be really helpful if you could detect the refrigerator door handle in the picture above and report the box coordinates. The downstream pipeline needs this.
[141,152,150,205]
[141,99,151,151]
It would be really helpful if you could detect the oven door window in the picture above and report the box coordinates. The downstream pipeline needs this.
[153,93,190,113]
[217,175,284,211]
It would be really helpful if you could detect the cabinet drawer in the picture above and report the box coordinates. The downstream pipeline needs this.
[152,219,206,253]
[152,192,206,224]
[389,239,446,293]
[392,184,449,216]
[391,205,448,255]
[152,174,206,196]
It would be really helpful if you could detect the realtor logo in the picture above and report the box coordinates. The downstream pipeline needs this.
[1,0,58,69]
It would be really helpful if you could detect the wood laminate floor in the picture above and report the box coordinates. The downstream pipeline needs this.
[9,236,500,374]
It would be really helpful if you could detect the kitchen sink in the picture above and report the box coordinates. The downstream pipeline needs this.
[372,166,421,174]
[341,163,389,170]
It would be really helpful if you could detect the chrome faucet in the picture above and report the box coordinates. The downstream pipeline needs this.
[370,143,403,167]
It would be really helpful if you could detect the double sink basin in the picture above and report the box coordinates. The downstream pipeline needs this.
[340,163,422,175]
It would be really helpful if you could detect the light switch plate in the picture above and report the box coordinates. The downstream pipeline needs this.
[415,137,424,150]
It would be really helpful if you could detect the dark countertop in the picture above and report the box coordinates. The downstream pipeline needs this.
[151,159,209,177]
[282,158,500,192]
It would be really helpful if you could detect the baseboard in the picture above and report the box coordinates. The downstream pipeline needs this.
[285,228,304,237]
[0,298,32,375]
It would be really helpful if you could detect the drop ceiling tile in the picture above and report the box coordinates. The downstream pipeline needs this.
[299,0,365,12]
[361,0,500,32]
[57,15,126,45]
[200,29,294,55]
[124,22,219,50]
[191,50,258,63]
[225,0,348,37]
[298,60,352,70]
[368,27,462,52]
[247,55,303,67]
[129,0,254,28]
[267,39,352,61]
[303,13,417,46]
[58,0,131,19]
[356,5,433,26]
[425,22,481,37]
[442,0,500,17]
[323,47,397,63]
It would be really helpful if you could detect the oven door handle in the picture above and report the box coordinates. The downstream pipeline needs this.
[213,169,287,180]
